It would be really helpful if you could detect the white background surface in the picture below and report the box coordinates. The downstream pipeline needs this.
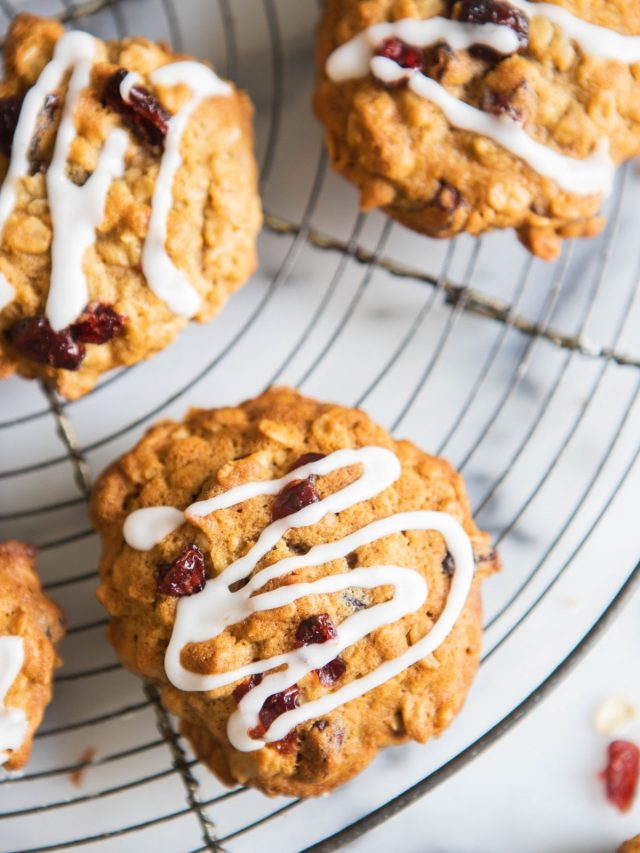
[0,1,638,851]
[348,588,640,853]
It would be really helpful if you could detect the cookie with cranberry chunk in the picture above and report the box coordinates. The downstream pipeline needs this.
[314,0,640,259]
[93,387,500,797]
[0,541,64,770]
[0,14,261,399]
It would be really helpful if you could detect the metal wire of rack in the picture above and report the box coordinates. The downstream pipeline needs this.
[0,0,639,851]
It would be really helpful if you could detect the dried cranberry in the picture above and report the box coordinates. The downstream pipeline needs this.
[374,38,424,72]
[288,452,325,473]
[0,95,24,157]
[6,317,85,370]
[71,303,125,344]
[104,68,171,147]
[249,684,300,739]
[433,182,462,217]
[455,0,529,49]
[272,477,319,521]
[316,657,347,687]
[156,544,206,597]
[295,614,338,647]
[269,729,299,754]
[600,740,639,813]
[233,673,263,704]
[442,552,456,576]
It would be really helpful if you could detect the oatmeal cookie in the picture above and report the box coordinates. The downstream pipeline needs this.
[0,14,261,399]
[93,387,499,797]
[620,836,640,853]
[0,541,64,770]
[314,0,640,259]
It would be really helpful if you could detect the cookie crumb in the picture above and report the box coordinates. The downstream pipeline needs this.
[593,697,637,737]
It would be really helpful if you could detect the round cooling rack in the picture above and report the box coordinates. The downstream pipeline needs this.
[1,1,639,851]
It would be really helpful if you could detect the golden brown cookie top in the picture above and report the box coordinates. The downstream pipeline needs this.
[314,0,640,257]
[94,387,499,795]
[0,14,261,398]
[0,540,64,770]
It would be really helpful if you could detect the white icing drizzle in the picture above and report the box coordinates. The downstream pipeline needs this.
[326,17,616,196]
[119,71,141,102]
[508,0,640,63]
[140,62,232,319]
[123,506,184,551]
[0,273,14,310]
[373,55,613,195]
[326,18,521,81]
[0,636,28,767]
[0,34,232,323]
[0,32,128,328]
[123,447,476,753]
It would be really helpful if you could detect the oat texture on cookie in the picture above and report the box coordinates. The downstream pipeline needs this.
[0,14,261,398]
[314,0,640,258]
[0,541,64,771]
[93,387,500,797]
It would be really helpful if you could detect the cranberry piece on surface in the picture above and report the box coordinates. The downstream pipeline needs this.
[316,657,347,687]
[156,544,206,597]
[0,95,24,157]
[6,317,85,370]
[288,452,325,473]
[374,37,424,72]
[233,673,263,704]
[455,0,529,49]
[295,613,338,647]
[272,476,320,521]
[104,68,171,146]
[249,684,300,739]
[600,740,639,813]
[71,303,125,344]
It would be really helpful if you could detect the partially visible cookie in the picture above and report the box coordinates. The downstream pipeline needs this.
[0,14,261,398]
[0,541,64,770]
[620,837,640,853]
[94,387,499,796]
[314,0,640,259]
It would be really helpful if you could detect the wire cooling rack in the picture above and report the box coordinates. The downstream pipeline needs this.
[0,0,639,850]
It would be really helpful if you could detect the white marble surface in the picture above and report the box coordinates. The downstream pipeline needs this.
[347,587,640,853]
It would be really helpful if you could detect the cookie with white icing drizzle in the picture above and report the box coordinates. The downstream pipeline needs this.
[0,14,261,399]
[314,0,640,259]
[93,388,500,796]
[0,541,64,771]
